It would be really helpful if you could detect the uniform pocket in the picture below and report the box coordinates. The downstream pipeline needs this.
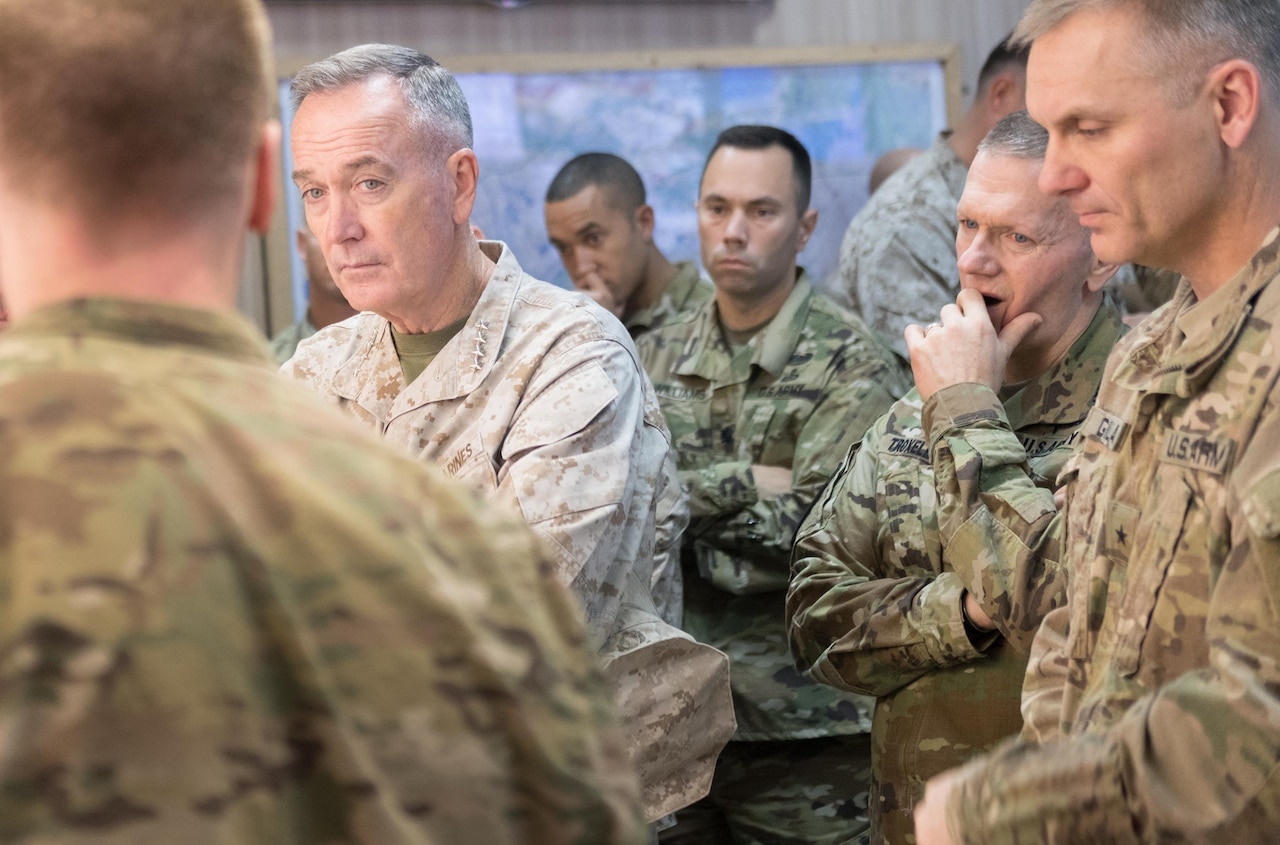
[1110,475,1193,677]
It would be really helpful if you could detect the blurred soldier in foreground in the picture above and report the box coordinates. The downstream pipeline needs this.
[545,152,713,341]
[0,1,646,842]
[283,45,731,823]
[788,110,1121,844]
[644,125,908,845]
[910,0,1280,842]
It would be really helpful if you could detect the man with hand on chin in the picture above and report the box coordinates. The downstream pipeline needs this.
[788,109,1122,845]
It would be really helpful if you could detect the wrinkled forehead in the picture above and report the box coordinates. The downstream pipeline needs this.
[961,152,1079,235]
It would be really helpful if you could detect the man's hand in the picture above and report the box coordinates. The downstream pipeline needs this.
[913,768,961,845]
[751,465,793,498]
[904,289,1042,401]
[573,271,624,319]
[963,590,995,631]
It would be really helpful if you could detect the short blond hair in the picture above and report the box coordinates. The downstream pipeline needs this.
[0,0,274,229]
[1014,0,1280,107]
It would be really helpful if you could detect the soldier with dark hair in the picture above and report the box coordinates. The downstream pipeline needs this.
[545,152,713,340]
[645,125,907,845]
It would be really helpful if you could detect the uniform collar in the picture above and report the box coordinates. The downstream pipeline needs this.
[9,297,272,365]
[626,261,704,335]
[1001,302,1125,429]
[1112,226,1280,399]
[674,268,814,382]
[329,240,522,413]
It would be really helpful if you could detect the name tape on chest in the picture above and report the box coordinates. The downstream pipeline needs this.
[654,383,711,402]
[885,436,929,462]
[1082,406,1129,451]
[1161,430,1235,475]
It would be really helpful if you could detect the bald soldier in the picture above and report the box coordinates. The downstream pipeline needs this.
[788,110,1122,844]
[0,0,647,842]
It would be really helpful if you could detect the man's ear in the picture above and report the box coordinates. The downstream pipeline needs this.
[1086,256,1121,293]
[635,203,656,241]
[448,147,480,225]
[248,120,282,235]
[986,72,1024,117]
[1211,59,1262,150]
[797,208,818,251]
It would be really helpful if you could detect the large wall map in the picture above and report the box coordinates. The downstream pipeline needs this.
[458,58,947,291]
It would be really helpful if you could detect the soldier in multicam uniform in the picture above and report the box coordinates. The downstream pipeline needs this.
[0,1,648,842]
[545,152,715,344]
[282,46,732,825]
[831,36,1029,361]
[642,125,909,845]
[787,110,1123,845]
[910,1,1280,843]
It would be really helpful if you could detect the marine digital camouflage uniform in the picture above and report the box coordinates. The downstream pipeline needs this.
[0,298,647,845]
[936,229,1280,843]
[627,261,714,626]
[638,271,908,843]
[284,241,733,821]
[626,260,715,341]
[834,134,966,360]
[788,302,1123,844]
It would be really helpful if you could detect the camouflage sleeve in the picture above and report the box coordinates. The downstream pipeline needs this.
[923,383,1066,652]
[848,224,958,360]
[688,355,903,591]
[649,449,688,627]
[496,336,660,643]
[1017,603,1071,744]
[788,426,990,698]
[680,459,757,520]
[944,425,1280,843]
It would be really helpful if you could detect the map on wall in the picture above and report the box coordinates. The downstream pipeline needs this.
[280,53,948,315]
[457,59,947,291]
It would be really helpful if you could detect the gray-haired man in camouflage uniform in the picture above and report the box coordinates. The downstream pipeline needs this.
[908,1,1280,843]
[787,110,1122,845]
[283,45,732,824]
[642,125,908,845]
[0,1,649,841]
[832,36,1029,361]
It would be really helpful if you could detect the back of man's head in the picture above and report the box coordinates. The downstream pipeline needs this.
[291,44,474,161]
[975,32,1031,100]
[702,124,812,213]
[1014,0,1280,107]
[546,152,647,216]
[0,0,272,233]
